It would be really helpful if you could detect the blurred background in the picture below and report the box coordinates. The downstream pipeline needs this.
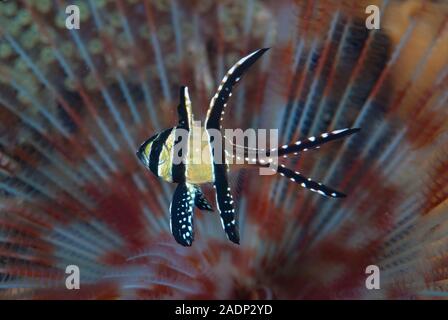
[0,0,447,299]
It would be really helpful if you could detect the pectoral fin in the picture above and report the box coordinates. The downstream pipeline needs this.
[193,186,214,211]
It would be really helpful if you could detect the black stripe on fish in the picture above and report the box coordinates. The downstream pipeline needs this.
[171,129,187,183]
[206,48,269,130]
[170,182,195,246]
[149,128,173,177]
[171,87,191,183]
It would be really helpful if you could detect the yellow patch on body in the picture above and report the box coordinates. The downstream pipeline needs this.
[158,132,175,182]
[186,126,214,184]
[155,125,223,185]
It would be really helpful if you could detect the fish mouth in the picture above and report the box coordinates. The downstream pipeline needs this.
[136,136,156,166]
[136,146,148,166]
[136,132,162,167]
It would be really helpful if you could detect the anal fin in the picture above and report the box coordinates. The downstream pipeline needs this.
[213,164,240,244]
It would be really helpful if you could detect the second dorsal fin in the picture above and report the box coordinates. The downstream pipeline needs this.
[205,48,269,130]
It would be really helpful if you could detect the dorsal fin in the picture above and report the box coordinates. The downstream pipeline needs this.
[178,86,193,129]
[206,48,269,130]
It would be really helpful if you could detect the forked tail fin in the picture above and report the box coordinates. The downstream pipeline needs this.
[259,163,346,198]
[224,128,360,161]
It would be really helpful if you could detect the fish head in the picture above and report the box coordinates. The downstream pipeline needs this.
[136,132,159,167]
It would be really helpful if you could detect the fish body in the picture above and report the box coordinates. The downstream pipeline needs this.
[137,121,215,185]
[137,48,359,246]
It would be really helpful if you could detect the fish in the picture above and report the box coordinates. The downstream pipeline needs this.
[0,0,446,300]
[136,48,360,246]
